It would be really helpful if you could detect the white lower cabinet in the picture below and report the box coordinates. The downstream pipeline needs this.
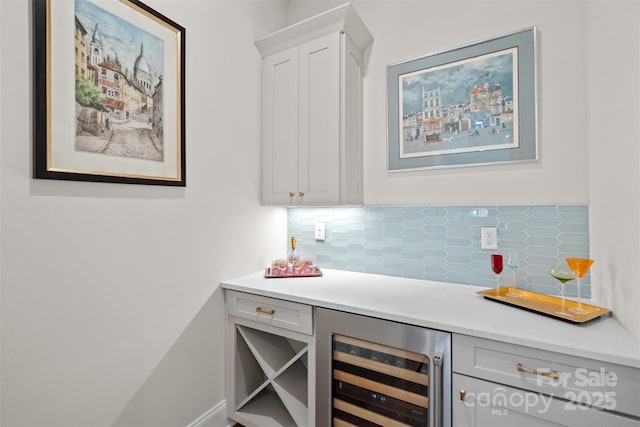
[453,373,639,427]
[452,334,640,427]
[226,291,314,427]
[223,288,640,427]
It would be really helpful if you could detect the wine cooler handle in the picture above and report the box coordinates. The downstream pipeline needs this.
[433,352,443,427]
[255,307,275,316]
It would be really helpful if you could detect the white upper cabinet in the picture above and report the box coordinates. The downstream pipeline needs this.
[255,4,373,206]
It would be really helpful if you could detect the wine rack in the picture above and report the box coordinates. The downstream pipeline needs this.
[226,291,314,427]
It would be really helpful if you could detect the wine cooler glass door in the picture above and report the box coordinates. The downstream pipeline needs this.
[316,307,451,427]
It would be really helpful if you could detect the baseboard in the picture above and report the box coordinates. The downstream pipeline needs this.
[186,400,233,427]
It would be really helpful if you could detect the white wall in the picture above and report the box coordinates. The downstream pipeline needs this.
[587,1,640,338]
[0,1,287,426]
[361,1,589,206]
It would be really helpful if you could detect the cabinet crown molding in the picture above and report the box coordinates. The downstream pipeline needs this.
[254,3,373,59]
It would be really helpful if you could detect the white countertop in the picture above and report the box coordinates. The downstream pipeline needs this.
[221,268,640,368]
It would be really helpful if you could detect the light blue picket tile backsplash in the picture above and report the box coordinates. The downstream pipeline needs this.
[287,206,590,298]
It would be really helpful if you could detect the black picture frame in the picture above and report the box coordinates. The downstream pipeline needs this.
[33,0,186,186]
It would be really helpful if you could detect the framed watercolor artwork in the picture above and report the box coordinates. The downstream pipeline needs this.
[33,0,186,185]
[387,27,537,171]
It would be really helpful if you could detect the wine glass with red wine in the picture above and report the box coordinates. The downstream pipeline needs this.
[491,254,503,295]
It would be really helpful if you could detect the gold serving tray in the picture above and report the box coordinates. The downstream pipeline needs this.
[264,267,323,278]
[477,287,612,324]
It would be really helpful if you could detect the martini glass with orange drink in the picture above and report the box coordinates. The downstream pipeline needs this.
[566,258,594,315]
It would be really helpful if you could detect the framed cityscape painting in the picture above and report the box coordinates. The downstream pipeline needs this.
[387,27,537,171]
[33,0,186,186]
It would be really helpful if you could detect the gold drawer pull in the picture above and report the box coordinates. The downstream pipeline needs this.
[256,307,275,316]
[517,363,560,380]
[459,389,466,401]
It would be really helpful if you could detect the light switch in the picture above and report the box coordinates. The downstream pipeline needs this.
[314,223,326,241]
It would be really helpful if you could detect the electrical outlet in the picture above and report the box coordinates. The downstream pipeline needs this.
[481,227,498,249]
[314,222,326,241]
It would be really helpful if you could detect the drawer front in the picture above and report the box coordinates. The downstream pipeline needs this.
[453,373,640,427]
[453,334,640,418]
[226,290,313,335]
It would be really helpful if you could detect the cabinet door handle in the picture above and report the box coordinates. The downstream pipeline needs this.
[299,191,305,198]
[459,389,466,401]
[517,362,560,380]
[288,192,295,198]
[256,307,275,316]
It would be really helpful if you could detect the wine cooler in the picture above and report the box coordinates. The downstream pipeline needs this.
[316,308,451,427]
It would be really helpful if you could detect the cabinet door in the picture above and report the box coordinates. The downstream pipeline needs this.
[261,46,299,205]
[297,32,341,205]
[453,373,640,427]
[341,34,364,205]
